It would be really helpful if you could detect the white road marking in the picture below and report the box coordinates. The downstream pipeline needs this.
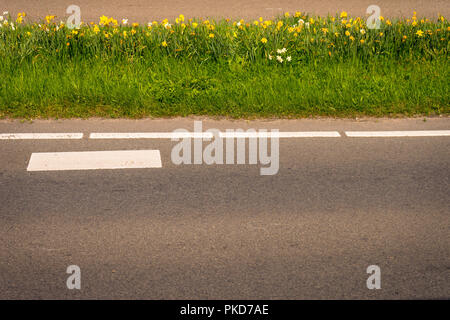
[27,150,162,171]
[3,130,448,141]
[345,130,450,137]
[219,131,341,138]
[0,133,83,140]
[90,131,341,139]
[90,132,213,139]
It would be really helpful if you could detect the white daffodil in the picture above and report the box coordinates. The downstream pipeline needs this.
[268,54,272,60]
[360,29,366,35]
[164,22,172,29]
[236,22,241,27]
[298,19,305,25]
[286,56,292,62]
[122,19,128,25]
[0,16,3,22]
[3,11,8,16]
[276,55,283,63]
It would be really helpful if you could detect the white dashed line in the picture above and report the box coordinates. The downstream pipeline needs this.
[0,133,83,140]
[89,132,213,139]
[219,131,341,138]
[27,150,162,172]
[2,131,449,141]
[89,131,341,139]
[345,130,450,137]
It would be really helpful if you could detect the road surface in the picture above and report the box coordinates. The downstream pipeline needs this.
[2,0,449,23]
[0,118,449,299]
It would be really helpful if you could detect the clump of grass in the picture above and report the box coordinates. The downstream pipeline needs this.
[0,11,448,118]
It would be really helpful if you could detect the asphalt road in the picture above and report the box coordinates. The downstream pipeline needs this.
[2,0,449,23]
[0,118,449,299]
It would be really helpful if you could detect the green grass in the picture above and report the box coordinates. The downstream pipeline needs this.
[1,56,448,118]
[0,13,449,118]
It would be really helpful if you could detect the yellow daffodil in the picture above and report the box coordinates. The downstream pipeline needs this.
[45,15,55,24]
[276,21,283,30]
[99,15,117,26]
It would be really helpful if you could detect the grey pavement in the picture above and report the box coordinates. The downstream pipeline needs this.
[2,0,449,23]
[0,117,449,299]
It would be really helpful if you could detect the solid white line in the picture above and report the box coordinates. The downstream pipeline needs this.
[89,132,213,139]
[27,150,162,172]
[0,133,83,140]
[345,130,450,137]
[90,131,341,139]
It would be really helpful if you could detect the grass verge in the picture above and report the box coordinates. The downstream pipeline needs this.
[1,57,448,118]
[0,12,448,118]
